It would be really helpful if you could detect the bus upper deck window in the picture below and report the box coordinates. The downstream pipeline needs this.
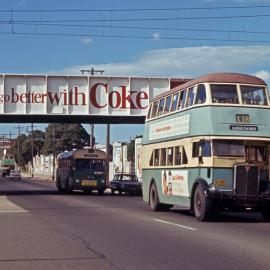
[170,92,179,112]
[187,87,195,107]
[240,85,268,106]
[147,104,152,119]
[195,84,206,105]
[211,84,239,104]
[164,95,172,114]
[157,98,165,116]
[151,101,158,118]
[178,90,187,110]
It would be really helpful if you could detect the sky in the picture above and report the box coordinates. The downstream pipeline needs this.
[1,0,270,144]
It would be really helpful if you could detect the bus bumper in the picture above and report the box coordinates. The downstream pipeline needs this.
[208,190,270,210]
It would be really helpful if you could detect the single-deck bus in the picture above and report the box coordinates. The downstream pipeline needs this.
[56,148,107,195]
[141,73,270,221]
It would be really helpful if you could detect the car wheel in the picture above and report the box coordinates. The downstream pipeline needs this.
[111,189,115,195]
[118,190,123,196]
[193,184,213,221]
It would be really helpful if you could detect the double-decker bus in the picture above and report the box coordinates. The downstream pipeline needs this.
[141,72,270,221]
[56,148,107,195]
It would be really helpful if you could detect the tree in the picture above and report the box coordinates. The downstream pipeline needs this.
[41,123,91,156]
[10,130,45,168]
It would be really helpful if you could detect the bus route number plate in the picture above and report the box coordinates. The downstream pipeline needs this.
[82,180,97,187]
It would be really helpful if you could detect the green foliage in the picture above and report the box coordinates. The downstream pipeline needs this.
[41,123,91,156]
[10,130,45,167]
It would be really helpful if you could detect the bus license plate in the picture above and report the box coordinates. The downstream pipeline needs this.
[81,180,97,187]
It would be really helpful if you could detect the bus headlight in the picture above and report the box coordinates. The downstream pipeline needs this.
[101,179,105,183]
[208,183,216,191]
[75,179,80,183]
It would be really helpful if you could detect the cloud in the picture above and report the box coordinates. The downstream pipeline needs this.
[81,37,92,45]
[152,32,161,41]
[49,45,270,83]
[254,70,270,81]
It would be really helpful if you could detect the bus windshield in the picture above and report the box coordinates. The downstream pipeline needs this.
[75,159,106,171]
[240,85,268,106]
[213,140,245,157]
[211,84,239,104]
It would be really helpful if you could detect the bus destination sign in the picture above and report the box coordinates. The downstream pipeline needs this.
[230,125,258,131]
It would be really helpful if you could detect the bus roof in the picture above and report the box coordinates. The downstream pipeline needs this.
[153,73,267,102]
[57,148,106,160]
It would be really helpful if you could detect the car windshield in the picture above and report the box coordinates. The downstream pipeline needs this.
[213,140,245,157]
[114,175,138,181]
[75,159,106,171]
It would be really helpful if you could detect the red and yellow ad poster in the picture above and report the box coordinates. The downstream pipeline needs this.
[161,170,189,196]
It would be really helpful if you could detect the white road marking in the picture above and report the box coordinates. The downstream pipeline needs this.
[154,219,197,231]
[0,196,28,213]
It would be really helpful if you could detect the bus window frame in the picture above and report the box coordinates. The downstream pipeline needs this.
[178,89,188,110]
[147,103,152,119]
[157,98,165,117]
[164,95,172,114]
[210,83,240,105]
[186,86,196,108]
[170,92,179,112]
[151,100,159,118]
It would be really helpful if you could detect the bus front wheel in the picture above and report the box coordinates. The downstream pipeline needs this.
[149,182,171,211]
[193,184,213,221]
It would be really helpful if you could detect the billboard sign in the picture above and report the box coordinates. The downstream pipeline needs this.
[0,74,184,123]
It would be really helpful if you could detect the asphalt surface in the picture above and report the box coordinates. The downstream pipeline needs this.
[0,176,269,270]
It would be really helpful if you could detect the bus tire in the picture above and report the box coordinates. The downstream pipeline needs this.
[56,178,64,192]
[149,182,169,211]
[65,179,73,193]
[261,208,270,222]
[98,189,104,196]
[193,184,213,221]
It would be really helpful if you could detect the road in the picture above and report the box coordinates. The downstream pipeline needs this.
[0,176,269,270]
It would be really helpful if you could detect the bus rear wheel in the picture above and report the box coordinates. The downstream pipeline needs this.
[149,182,171,211]
[193,184,213,221]
[261,208,270,222]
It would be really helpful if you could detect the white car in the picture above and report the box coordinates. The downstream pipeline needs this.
[10,170,21,180]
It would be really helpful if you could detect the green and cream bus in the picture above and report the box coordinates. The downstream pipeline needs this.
[56,148,107,195]
[141,73,270,221]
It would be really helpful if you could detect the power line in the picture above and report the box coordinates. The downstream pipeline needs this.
[0,5,270,13]
[1,13,270,23]
[0,30,270,43]
[4,21,270,37]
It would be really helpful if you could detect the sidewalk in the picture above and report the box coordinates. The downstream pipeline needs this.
[21,172,54,182]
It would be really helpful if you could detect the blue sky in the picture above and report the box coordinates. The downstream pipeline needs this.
[1,0,270,144]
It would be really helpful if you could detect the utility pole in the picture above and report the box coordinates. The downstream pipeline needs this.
[27,123,36,178]
[14,125,24,170]
[106,124,110,185]
[90,124,94,148]
[52,125,56,181]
